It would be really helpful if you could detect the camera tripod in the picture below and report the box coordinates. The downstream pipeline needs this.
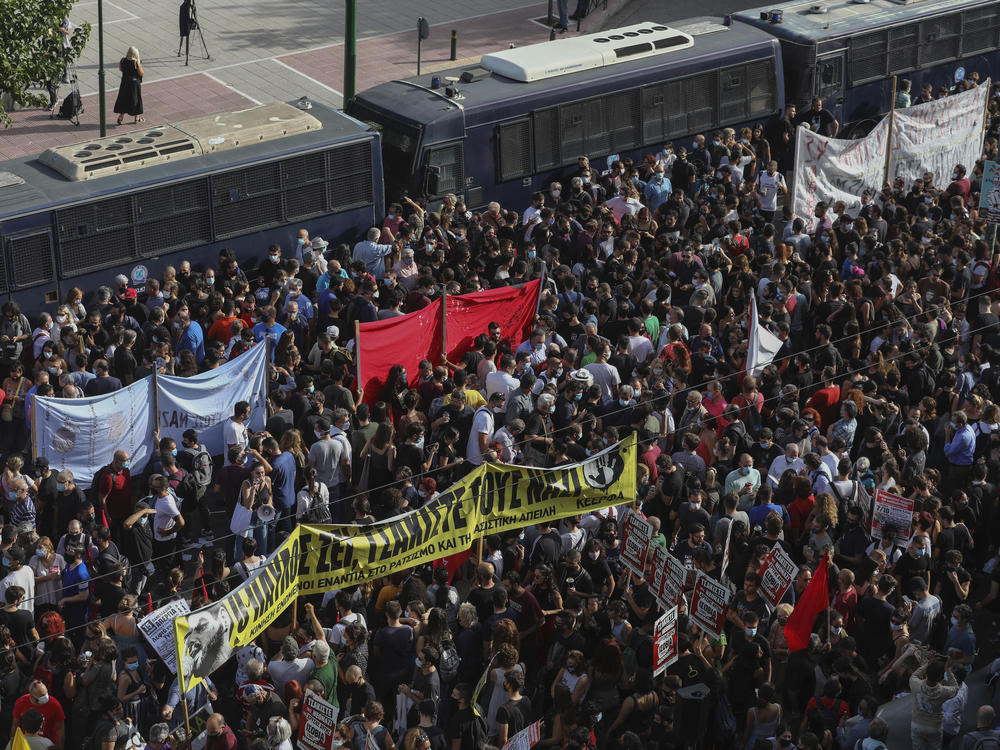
[177,0,211,66]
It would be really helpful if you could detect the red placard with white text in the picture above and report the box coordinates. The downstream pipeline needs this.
[653,606,679,676]
[758,544,797,608]
[689,571,730,638]
[870,489,914,543]
[620,509,653,577]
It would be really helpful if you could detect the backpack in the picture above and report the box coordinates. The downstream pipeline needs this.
[709,693,737,744]
[438,636,461,683]
[184,445,214,488]
[59,89,82,122]
[970,732,1000,750]
[928,607,949,651]
[817,698,846,731]
[88,465,115,519]
[302,491,332,524]
[724,421,755,455]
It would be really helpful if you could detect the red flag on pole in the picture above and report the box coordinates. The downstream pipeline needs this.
[783,553,830,652]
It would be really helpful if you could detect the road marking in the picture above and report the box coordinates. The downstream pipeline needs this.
[202,72,264,105]
[271,59,344,98]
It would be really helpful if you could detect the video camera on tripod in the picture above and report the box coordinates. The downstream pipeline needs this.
[178,0,210,65]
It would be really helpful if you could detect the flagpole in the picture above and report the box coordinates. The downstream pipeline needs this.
[441,292,448,366]
[883,76,898,188]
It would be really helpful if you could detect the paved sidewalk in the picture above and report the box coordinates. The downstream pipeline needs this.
[0,0,620,161]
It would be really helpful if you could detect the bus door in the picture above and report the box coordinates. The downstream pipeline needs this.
[421,141,465,202]
[814,52,845,123]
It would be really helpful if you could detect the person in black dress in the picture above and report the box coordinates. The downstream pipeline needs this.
[114,46,144,125]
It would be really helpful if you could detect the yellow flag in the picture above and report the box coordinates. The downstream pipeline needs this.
[11,727,32,750]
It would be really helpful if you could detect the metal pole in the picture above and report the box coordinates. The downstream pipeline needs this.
[417,29,422,76]
[450,29,457,61]
[344,0,357,102]
[98,0,106,136]
[547,0,554,25]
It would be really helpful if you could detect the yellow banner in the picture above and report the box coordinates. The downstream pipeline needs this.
[298,433,637,591]
[174,434,636,692]
[174,527,301,693]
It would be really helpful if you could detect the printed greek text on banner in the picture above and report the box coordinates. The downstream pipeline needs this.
[34,377,155,488]
[156,341,268,452]
[174,528,301,693]
[298,434,637,592]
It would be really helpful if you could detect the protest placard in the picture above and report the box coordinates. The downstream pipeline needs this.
[620,508,653,577]
[650,543,671,609]
[758,544,797,609]
[980,161,1000,224]
[870,489,914,543]
[300,690,339,750]
[689,571,730,638]
[653,606,679,677]
[138,598,190,674]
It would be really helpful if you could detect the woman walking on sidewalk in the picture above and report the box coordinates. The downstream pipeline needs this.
[113,46,144,125]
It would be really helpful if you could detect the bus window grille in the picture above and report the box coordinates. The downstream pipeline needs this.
[559,103,586,163]
[8,233,53,288]
[687,71,718,133]
[57,197,136,274]
[327,144,373,211]
[849,31,887,83]
[664,80,686,138]
[920,13,962,65]
[136,180,211,256]
[641,84,667,144]
[748,59,776,116]
[0,247,8,294]
[499,120,532,181]
[720,65,748,123]
[961,6,999,55]
[532,108,560,170]
[608,90,640,152]
[584,97,610,156]
[212,162,283,239]
[888,25,919,74]
[427,144,464,195]
[281,151,328,220]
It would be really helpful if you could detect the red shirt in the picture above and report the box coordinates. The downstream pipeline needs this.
[207,315,237,344]
[13,694,65,744]
[788,494,815,536]
[97,466,132,521]
[807,386,841,428]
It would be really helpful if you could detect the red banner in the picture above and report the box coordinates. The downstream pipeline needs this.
[444,279,541,363]
[357,298,443,407]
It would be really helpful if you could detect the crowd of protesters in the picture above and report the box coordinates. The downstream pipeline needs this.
[4,79,1000,750]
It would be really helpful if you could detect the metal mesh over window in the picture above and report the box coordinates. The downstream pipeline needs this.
[498,120,532,181]
[641,84,667,144]
[687,71,718,133]
[57,196,136,274]
[920,14,961,65]
[720,66,747,123]
[533,108,560,171]
[888,26,919,74]
[8,232,53,287]
[212,162,283,239]
[850,31,888,83]
[327,142,373,212]
[963,6,1000,54]
[136,179,212,256]
[608,90,640,151]
[428,144,464,195]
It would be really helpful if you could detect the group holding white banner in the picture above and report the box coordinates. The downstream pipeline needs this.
[792,81,990,231]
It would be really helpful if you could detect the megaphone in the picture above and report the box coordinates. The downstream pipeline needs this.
[256,504,276,523]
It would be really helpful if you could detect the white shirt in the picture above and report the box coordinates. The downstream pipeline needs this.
[223,418,248,465]
[485,370,519,399]
[467,406,495,465]
[330,427,352,485]
[325,611,367,646]
[584,362,621,403]
[758,171,785,211]
[0,566,34,613]
[267,657,315,697]
[153,491,181,541]
[295,483,330,520]
[493,426,518,463]
[766,455,805,486]
[627,335,653,362]
[820,451,839,477]
[941,680,967,735]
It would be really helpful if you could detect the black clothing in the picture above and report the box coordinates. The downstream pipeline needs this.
[113,57,143,116]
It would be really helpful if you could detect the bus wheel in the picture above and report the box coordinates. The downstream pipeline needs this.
[847,119,879,139]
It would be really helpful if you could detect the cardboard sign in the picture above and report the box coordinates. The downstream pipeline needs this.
[620,508,653,577]
[138,598,190,674]
[300,690,339,750]
[689,571,730,638]
[650,543,671,609]
[653,606,679,677]
[503,720,541,750]
[981,161,1000,224]
[870,489,914,543]
[758,544,797,609]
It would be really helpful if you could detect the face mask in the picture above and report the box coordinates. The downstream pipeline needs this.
[171,449,178,457]
[314,430,325,440]
[778,739,792,748]
[582,176,590,184]
[47,366,58,375]
[951,616,959,627]
[890,622,902,631]
[123,461,131,470]
[552,189,561,198]
[56,482,65,492]
[689,501,701,511]
[588,551,600,561]
[35,694,49,704]
[36,549,45,557]
[415,437,425,451]
[759,442,769,449]
[43,351,52,359]
[383,278,393,287]
[574,392,582,401]
[7,491,17,501]
[619,399,630,407]
[415,657,423,668]
[528,250,536,260]
[924,196,933,204]
[126,662,139,671]
[493,406,504,414]
[745,628,757,638]
[55,314,67,324]
[549,404,556,414]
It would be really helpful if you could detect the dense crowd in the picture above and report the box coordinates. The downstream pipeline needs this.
[4,81,1000,750]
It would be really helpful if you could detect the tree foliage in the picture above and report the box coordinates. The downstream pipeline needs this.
[0,0,91,125]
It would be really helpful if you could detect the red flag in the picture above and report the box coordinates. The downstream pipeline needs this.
[433,547,475,584]
[444,279,541,362]
[783,553,830,652]
[357,298,444,407]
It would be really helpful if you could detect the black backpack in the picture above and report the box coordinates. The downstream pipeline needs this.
[183,445,214,488]
[970,732,1000,750]
[301,490,332,524]
[724,421,755,454]
[59,89,82,123]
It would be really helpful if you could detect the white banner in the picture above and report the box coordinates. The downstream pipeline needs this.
[792,117,890,232]
[748,295,782,377]
[889,83,989,189]
[793,82,988,231]
[34,378,155,488]
[139,598,190,673]
[156,342,268,455]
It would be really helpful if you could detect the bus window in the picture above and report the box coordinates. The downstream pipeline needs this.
[962,5,1000,55]
[498,120,531,181]
[425,143,464,196]
[919,13,961,66]
[815,55,843,101]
